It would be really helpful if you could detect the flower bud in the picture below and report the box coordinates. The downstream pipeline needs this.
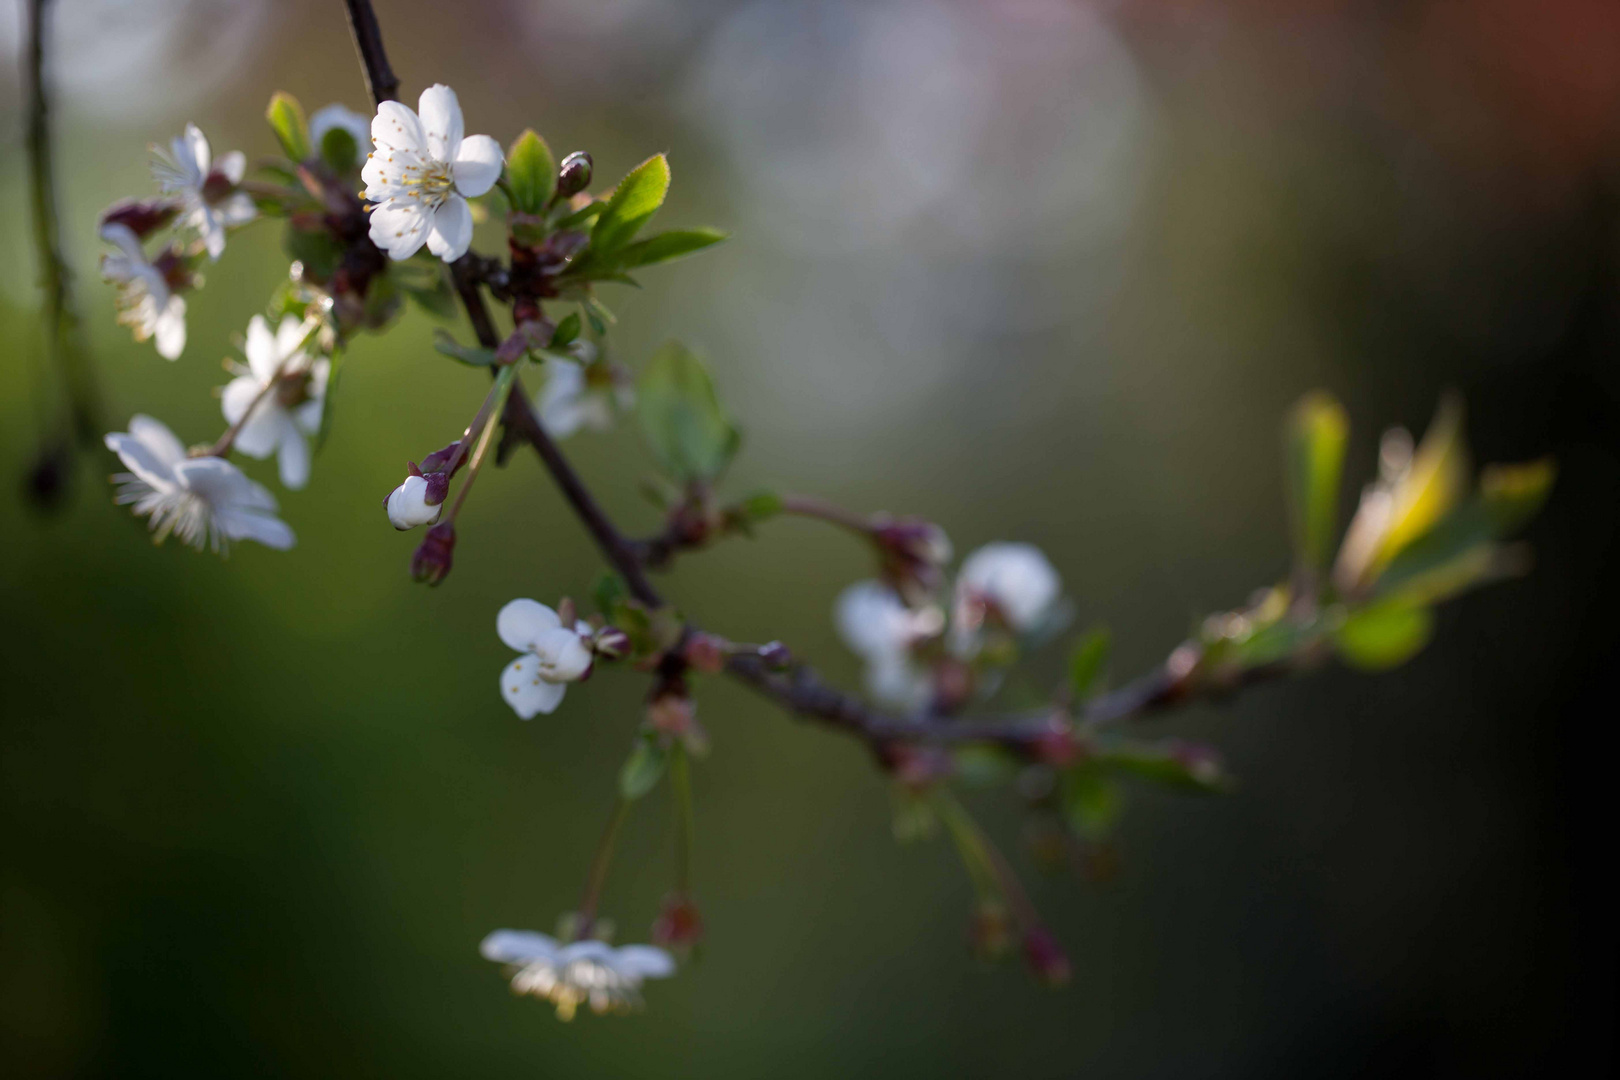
[593,625,632,660]
[873,515,953,604]
[1030,716,1081,767]
[101,199,180,240]
[1022,927,1071,987]
[682,632,727,674]
[385,474,443,530]
[650,893,704,952]
[411,523,456,586]
[648,686,696,738]
[758,640,793,670]
[557,151,593,197]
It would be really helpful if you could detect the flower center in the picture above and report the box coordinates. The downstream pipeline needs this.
[404,162,455,208]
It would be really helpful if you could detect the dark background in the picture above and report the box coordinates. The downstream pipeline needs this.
[2,0,1616,1075]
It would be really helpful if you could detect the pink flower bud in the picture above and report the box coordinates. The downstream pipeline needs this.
[411,523,456,585]
[683,632,727,674]
[593,626,632,660]
[650,893,704,952]
[101,198,180,239]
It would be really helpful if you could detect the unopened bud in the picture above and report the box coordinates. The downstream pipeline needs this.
[593,625,632,660]
[385,474,442,530]
[556,597,577,627]
[101,199,179,240]
[647,687,696,737]
[417,440,463,474]
[874,515,953,603]
[411,523,456,585]
[1030,716,1081,767]
[1022,927,1071,987]
[557,151,593,197]
[758,640,793,670]
[650,893,704,952]
[885,744,953,791]
[683,632,727,674]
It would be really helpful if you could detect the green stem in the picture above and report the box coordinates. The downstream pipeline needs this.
[574,796,632,938]
[443,362,518,522]
[670,744,694,894]
[934,790,1040,930]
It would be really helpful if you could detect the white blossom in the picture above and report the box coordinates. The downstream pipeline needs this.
[835,581,940,709]
[309,103,370,151]
[385,474,440,530]
[536,344,634,439]
[363,84,503,262]
[497,599,595,718]
[220,316,329,490]
[99,223,186,360]
[954,542,1062,634]
[105,415,294,553]
[480,930,675,1021]
[152,123,256,260]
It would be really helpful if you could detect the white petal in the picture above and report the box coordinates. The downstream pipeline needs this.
[538,360,586,438]
[231,407,288,461]
[215,150,245,185]
[244,314,279,381]
[534,627,592,682]
[220,375,262,427]
[386,475,439,530]
[501,655,568,719]
[417,84,464,163]
[277,428,311,490]
[99,222,147,262]
[836,581,914,660]
[452,134,503,198]
[273,315,307,360]
[310,103,370,145]
[368,199,431,260]
[866,653,932,710]
[497,599,561,652]
[197,206,227,260]
[558,941,616,966]
[291,360,331,435]
[614,945,675,979]
[181,123,211,178]
[217,192,256,227]
[425,196,473,262]
[154,297,186,360]
[956,543,1061,632]
[480,930,560,965]
[216,505,297,550]
[371,100,426,155]
[127,415,187,468]
[106,424,180,490]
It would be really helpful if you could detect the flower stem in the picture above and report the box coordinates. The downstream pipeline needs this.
[575,796,632,938]
[934,790,1041,930]
[204,317,325,458]
[442,362,518,523]
[670,744,695,894]
[780,493,873,535]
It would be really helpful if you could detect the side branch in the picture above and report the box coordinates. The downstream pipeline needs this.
[343,0,399,104]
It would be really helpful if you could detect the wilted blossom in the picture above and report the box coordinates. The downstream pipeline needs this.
[151,123,256,260]
[99,223,187,360]
[954,542,1062,636]
[363,84,503,261]
[105,415,294,553]
[498,599,595,718]
[220,316,329,489]
[835,581,943,709]
[480,930,676,1020]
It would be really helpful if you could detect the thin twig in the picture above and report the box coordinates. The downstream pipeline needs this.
[342,0,399,104]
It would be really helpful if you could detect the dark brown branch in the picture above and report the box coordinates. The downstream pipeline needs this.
[340,0,1302,757]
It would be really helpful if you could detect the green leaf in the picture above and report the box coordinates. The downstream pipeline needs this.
[319,126,360,173]
[315,348,346,452]
[1067,626,1111,701]
[1096,739,1229,793]
[1374,395,1470,572]
[619,736,669,800]
[953,745,1019,787]
[283,224,343,282]
[636,341,740,483]
[737,490,783,522]
[505,129,557,215]
[266,92,310,162]
[551,312,582,348]
[1284,391,1349,575]
[614,228,727,270]
[432,330,496,367]
[1480,458,1555,535]
[591,154,670,257]
[553,199,606,231]
[1334,598,1435,671]
[593,572,628,619]
[1063,767,1121,840]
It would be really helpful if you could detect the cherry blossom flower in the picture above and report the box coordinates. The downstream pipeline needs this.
[480,930,676,1020]
[99,223,186,360]
[309,103,370,152]
[151,123,256,260]
[836,581,942,709]
[220,316,328,490]
[954,542,1062,634]
[105,415,294,553]
[498,599,595,718]
[536,344,634,439]
[385,474,441,530]
[362,84,503,262]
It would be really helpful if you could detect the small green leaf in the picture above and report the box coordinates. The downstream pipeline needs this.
[1480,458,1555,535]
[591,154,670,257]
[1284,391,1349,575]
[636,341,740,483]
[736,490,783,522]
[506,129,557,216]
[614,228,727,270]
[551,312,582,348]
[953,746,1019,787]
[593,572,628,619]
[553,199,606,231]
[432,330,496,367]
[1067,626,1111,701]
[1096,739,1229,793]
[619,736,669,800]
[319,126,360,173]
[1063,767,1121,840]
[1375,395,1470,572]
[1334,598,1435,671]
[266,92,310,162]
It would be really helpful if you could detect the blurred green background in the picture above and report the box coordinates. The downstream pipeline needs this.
[2,0,1616,1075]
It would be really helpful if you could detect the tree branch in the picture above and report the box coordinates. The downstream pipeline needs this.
[343,0,399,104]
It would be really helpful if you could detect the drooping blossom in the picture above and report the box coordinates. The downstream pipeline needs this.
[536,343,634,439]
[220,316,329,490]
[362,84,503,262]
[480,930,676,1021]
[835,580,942,709]
[954,542,1062,635]
[99,223,187,360]
[497,599,595,718]
[105,415,294,553]
[151,123,256,260]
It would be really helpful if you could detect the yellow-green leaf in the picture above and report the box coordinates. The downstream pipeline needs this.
[505,129,556,215]
[592,154,670,256]
[1334,599,1435,671]
[1284,391,1349,575]
[266,92,310,162]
